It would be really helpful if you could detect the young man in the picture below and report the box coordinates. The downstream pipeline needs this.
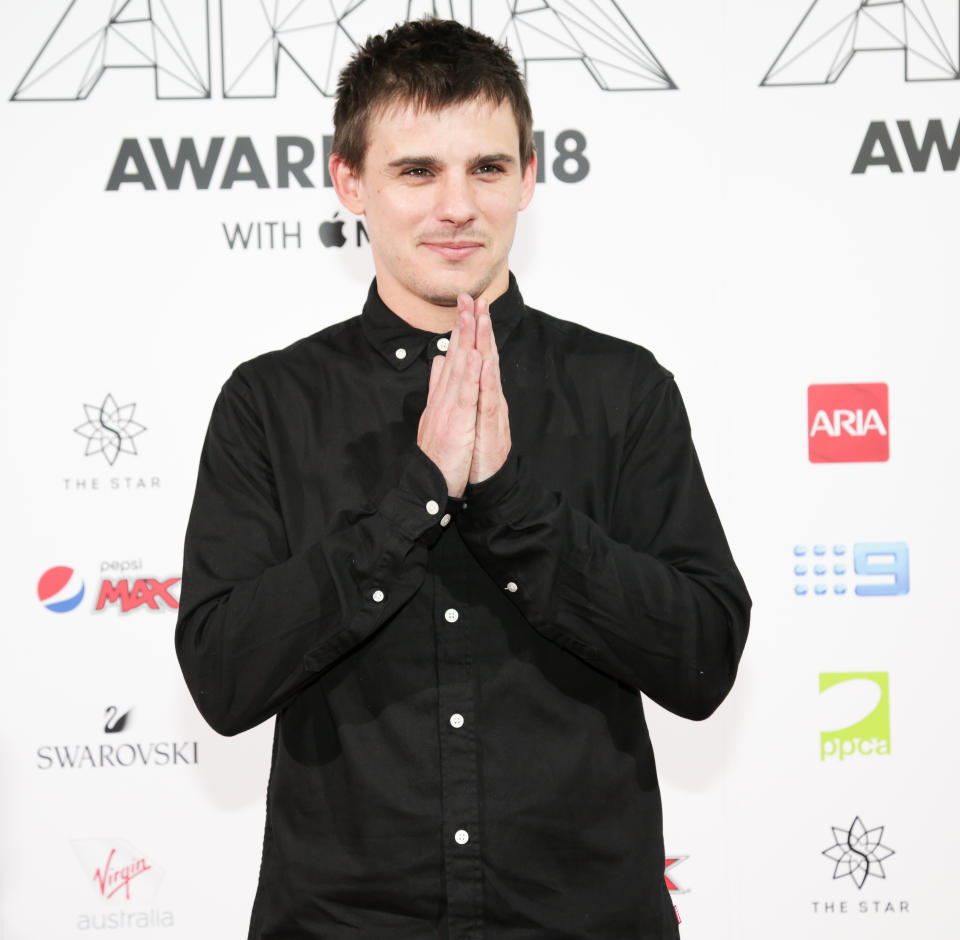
[177,18,750,940]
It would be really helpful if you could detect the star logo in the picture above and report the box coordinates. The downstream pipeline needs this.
[822,816,895,889]
[74,394,147,466]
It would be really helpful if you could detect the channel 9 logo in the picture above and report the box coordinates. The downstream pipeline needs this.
[793,543,909,597]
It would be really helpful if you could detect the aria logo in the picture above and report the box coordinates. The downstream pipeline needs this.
[808,383,888,463]
[37,565,85,613]
[819,672,890,761]
[793,543,909,597]
[823,816,895,889]
[12,1,674,102]
[75,393,146,466]
[762,1,960,86]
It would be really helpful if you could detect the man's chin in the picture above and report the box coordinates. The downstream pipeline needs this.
[422,291,460,308]
[422,276,495,308]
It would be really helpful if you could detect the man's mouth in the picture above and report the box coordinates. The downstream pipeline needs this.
[421,240,484,261]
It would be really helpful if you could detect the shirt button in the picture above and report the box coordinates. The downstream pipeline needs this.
[372,589,384,603]
[505,581,518,593]
[394,347,407,360]
[425,499,440,515]
[450,713,464,729]
[437,337,450,352]
[454,829,469,845]
[440,513,451,527]
[444,608,459,623]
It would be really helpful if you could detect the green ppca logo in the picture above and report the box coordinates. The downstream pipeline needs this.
[819,672,890,761]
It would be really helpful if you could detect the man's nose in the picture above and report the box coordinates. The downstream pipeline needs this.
[434,173,477,226]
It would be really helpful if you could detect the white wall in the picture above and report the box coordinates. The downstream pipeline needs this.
[2,2,956,936]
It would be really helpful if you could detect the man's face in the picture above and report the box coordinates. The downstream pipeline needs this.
[333,97,536,318]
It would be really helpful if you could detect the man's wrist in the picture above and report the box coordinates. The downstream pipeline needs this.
[462,450,520,515]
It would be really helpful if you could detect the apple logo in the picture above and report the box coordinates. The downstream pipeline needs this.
[319,212,347,248]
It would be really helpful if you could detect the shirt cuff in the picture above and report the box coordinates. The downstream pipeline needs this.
[461,452,523,519]
[377,448,460,545]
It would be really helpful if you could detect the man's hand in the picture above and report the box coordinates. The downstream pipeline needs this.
[469,298,511,485]
[417,295,482,496]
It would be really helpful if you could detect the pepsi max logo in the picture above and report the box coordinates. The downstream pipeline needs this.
[37,566,85,613]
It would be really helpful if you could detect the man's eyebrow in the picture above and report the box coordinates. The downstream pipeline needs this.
[471,153,516,165]
[387,155,442,168]
[386,153,517,168]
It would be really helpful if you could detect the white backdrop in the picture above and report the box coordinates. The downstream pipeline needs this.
[2,2,958,937]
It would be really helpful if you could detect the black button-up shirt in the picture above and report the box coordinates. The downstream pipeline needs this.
[176,275,750,939]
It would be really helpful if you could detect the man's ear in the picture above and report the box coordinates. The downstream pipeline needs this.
[519,151,537,211]
[329,154,365,215]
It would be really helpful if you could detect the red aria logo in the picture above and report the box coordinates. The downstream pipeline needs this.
[807,383,889,463]
[94,848,152,901]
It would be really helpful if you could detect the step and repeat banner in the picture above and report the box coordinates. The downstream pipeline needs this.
[1,2,957,938]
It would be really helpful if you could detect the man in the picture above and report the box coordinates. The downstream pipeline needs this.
[176,17,749,939]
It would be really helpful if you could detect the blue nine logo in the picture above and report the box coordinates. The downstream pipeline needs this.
[793,543,909,596]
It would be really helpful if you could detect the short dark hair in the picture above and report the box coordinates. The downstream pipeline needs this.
[332,17,535,172]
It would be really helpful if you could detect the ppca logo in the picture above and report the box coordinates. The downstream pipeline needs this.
[808,383,888,463]
[820,672,890,762]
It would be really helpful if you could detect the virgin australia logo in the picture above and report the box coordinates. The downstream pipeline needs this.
[72,838,163,902]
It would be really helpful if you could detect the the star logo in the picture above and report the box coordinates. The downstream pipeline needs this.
[822,816,895,889]
[74,394,147,466]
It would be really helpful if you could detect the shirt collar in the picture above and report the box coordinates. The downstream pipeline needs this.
[360,273,526,371]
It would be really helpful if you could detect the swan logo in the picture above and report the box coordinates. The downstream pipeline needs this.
[104,705,131,734]
[37,565,86,613]
[819,672,890,761]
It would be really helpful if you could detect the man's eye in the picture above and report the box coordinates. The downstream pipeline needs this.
[475,164,504,175]
[403,167,433,177]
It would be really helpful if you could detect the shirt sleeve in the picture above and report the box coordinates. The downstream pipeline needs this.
[175,368,450,737]
[457,370,751,721]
